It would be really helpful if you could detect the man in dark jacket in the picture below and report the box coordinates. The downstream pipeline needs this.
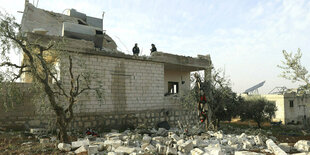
[132,43,140,56]
[150,44,157,53]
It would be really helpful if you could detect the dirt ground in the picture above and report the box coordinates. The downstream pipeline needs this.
[0,131,62,155]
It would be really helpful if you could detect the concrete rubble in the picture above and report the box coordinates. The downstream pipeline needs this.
[266,139,287,155]
[53,127,310,155]
[294,140,310,152]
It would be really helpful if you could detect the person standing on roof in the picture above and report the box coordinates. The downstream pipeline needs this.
[132,43,140,56]
[150,44,157,54]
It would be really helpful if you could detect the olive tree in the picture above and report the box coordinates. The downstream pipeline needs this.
[278,48,310,93]
[240,96,276,128]
[0,12,103,142]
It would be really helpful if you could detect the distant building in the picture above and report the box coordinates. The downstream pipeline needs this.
[263,92,310,125]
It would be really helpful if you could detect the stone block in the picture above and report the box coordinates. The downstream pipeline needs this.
[58,143,71,151]
[278,143,292,152]
[166,146,178,155]
[152,136,165,143]
[105,133,123,140]
[234,151,265,155]
[40,138,49,144]
[104,140,123,148]
[142,135,152,144]
[72,139,90,149]
[237,133,247,141]
[179,140,193,153]
[88,145,99,155]
[242,140,253,150]
[190,148,204,155]
[30,128,46,135]
[204,147,224,155]
[216,132,224,139]
[107,152,124,155]
[228,138,238,145]
[75,145,88,154]
[144,144,156,153]
[290,153,310,155]
[156,143,167,154]
[169,134,180,142]
[177,139,184,146]
[294,140,310,152]
[266,139,287,155]
[254,135,264,145]
[115,146,136,154]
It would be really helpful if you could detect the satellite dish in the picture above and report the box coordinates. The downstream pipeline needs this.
[244,81,265,94]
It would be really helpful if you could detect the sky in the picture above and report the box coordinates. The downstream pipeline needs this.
[1,0,310,94]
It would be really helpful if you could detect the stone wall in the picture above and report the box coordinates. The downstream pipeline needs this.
[61,53,165,113]
[68,109,196,131]
[0,53,198,131]
[283,93,310,124]
[0,83,39,130]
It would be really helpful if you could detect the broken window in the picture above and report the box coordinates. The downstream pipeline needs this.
[77,19,87,25]
[96,30,103,34]
[168,82,179,94]
[289,100,294,107]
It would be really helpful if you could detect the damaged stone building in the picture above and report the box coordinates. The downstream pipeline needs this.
[263,92,310,125]
[0,2,212,130]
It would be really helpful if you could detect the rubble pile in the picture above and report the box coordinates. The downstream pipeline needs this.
[52,127,310,155]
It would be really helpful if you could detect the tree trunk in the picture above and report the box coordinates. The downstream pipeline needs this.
[43,84,70,143]
[256,121,261,128]
[56,112,69,143]
[207,105,214,130]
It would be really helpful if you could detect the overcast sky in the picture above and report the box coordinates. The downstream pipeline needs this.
[1,0,310,94]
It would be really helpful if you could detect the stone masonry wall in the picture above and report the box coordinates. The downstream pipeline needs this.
[61,53,165,113]
[0,53,198,130]
[0,83,39,130]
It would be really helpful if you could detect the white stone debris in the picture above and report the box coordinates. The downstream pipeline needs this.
[294,140,310,152]
[278,143,292,153]
[290,153,310,155]
[50,127,310,155]
[142,134,152,144]
[234,151,265,155]
[190,148,204,155]
[156,143,167,154]
[179,140,193,153]
[266,139,287,155]
[39,138,49,144]
[254,135,264,145]
[115,146,136,154]
[157,128,168,136]
[74,145,88,154]
[107,152,123,155]
[71,139,90,149]
[30,128,46,135]
[88,145,99,155]
[105,133,124,140]
[166,146,178,155]
[242,139,253,150]
[104,139,123,148]
[144,144,156,153]
[204,146,224,155]
[58,143,72,151]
